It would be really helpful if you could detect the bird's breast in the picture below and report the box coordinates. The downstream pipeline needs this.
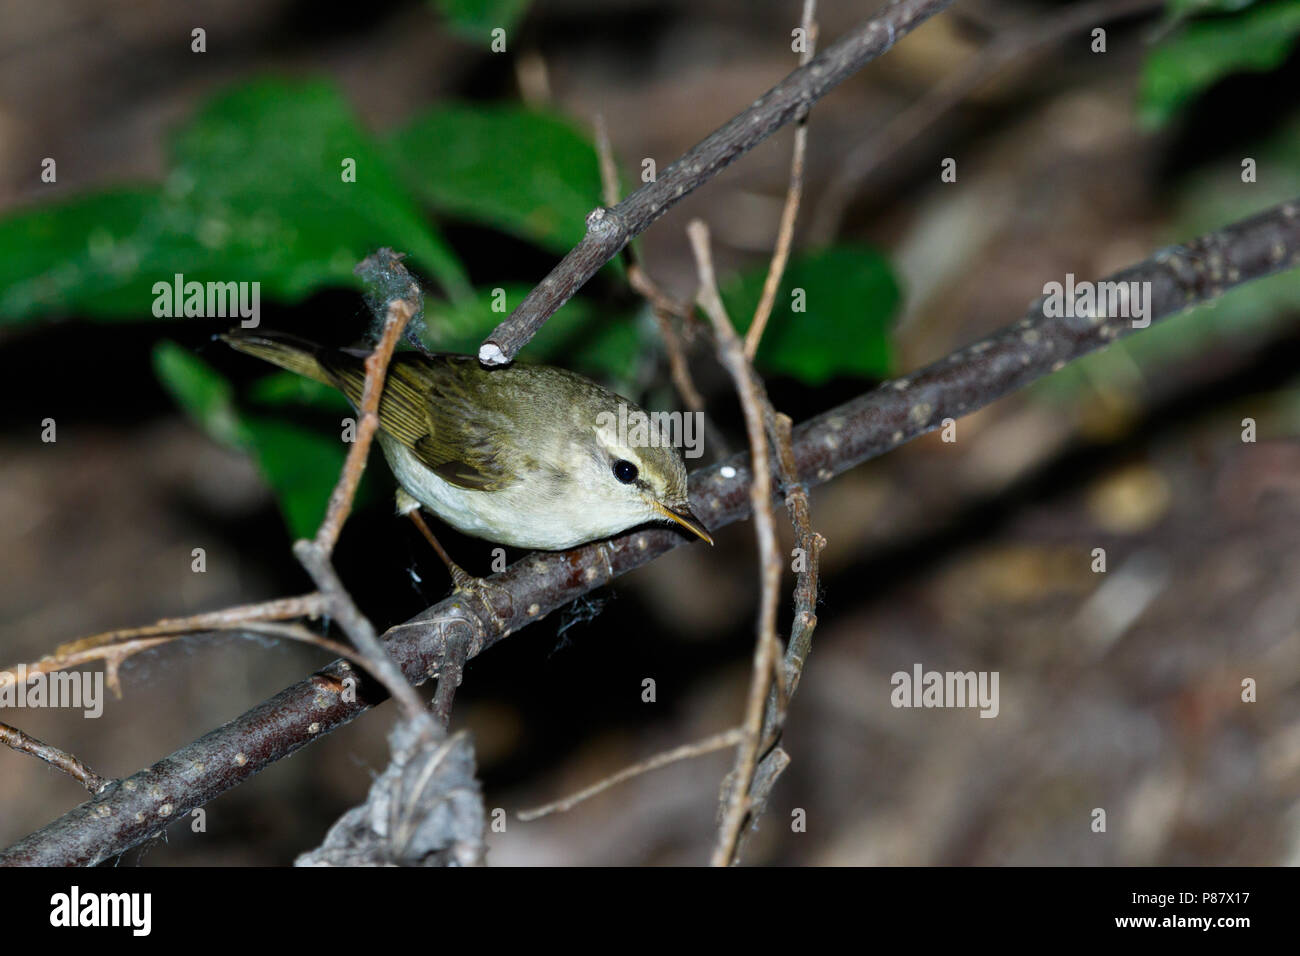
[377,434,633,550]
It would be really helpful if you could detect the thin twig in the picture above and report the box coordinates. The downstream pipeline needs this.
[595,113,722,453]
[593,112,621,211]
[430,633,470,727]
[808,0,1163,242]
[294,251,433,730]
[7,199,1300,864]
[745,0,818,359]
[687,220,785,867]
[702,2,825,861]
[0,722,107,795]
[0,593,331,697]
[738,413,826,859]
[517,728,745,822]
[770,413,826,701]
[627,263,693,323]
[293,544,431,731]
[478,0,957,365]
[314,274,417,556]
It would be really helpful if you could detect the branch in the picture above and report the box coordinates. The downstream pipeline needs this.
[293,251,434,731]
[0,594,341,698]
[477,0,957,366]
[517,728,744,822]
[4,198,1298,865]
[745,0,818,359]
[686,221,785,867]
[0,722,107,795]
[738,412,826,859]
[808,0,1163,242]
[595,111,726,457]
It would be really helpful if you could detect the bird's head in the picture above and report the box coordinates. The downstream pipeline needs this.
[565,402,713,545]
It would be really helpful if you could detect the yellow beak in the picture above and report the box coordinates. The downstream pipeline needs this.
[649,500,714,545]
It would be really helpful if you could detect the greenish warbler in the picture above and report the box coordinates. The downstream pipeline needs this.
[221,332,713,551]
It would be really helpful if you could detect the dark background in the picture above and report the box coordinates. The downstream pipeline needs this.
[1,0,1299,864]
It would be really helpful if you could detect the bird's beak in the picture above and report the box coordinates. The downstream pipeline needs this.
[649,500,714,545]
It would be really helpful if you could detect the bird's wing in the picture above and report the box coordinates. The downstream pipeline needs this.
[372,355,517,492]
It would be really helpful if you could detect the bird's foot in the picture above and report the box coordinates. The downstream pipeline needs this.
[406,508,510,632]
[447,571,511,634]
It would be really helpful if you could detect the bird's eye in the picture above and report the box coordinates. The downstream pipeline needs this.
[612,459,638,484]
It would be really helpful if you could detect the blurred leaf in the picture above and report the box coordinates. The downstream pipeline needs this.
[721,245,899,384]
[432,0,531,40]
[243,416,350,539]
[419,285,642,383]
[1140,0,1300,127]
[152,340,249,449]
[0,78,468,324]
[387,105,604,254]
[153,340,353,539]
[247,370,352,411]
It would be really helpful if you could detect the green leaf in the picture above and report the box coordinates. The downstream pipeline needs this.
[419,285,642,383]
[721,246,899,384]
[153,340,353,540]
[243,416,350,540]
[432,0,531,40]
[386,104,604,254]
[152,340,249,449]
[0,78,468,324]
[1140,1,1300,127]
[246,370,352,411]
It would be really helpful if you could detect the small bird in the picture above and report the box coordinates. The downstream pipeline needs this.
[221,332,712,559]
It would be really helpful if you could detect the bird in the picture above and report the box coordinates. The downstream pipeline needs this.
[221,332,712,580]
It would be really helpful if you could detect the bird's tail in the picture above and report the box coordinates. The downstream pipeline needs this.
[219,331,334,385]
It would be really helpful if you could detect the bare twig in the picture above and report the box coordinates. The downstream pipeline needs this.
[745,0,818,359]
[695,3,826,860]
[740,413,826,858]
[627,263,693,323]
[0,722,107,795]
[6,199,1300,864]
[770,413,826,701]
[593,112,621,212]
[430,632,470,728]
[294,544,430,729]
[314,259,418,556]
[478,0,957,365]
[687,220,785,867]
[809,0,1163,242]
[294,250,433,731]
[594,113,721,453]
[517,728,744,821]
[0,593,331,697]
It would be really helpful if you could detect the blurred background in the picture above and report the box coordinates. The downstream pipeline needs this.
[2,0,1299,865]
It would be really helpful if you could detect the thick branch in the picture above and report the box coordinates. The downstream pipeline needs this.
[4,198,1298,865]
[477,0,956,365]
